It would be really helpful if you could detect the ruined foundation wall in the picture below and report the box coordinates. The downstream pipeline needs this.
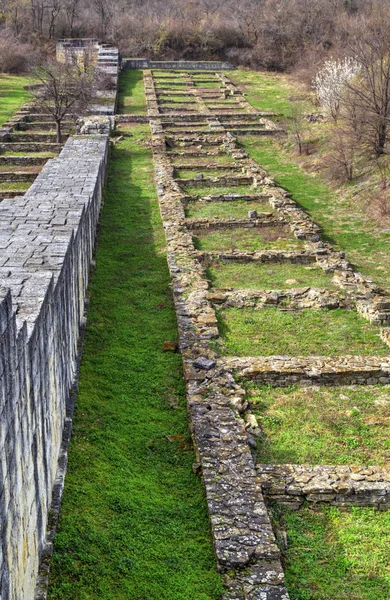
[0,135,108,600]
[123,59,235,70]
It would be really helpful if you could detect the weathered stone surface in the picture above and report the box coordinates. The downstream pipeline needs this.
[146,70,289,599]
[0,135,108,600]
[257,464,390,509]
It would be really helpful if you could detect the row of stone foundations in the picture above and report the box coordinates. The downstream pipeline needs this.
[113,68,390,599]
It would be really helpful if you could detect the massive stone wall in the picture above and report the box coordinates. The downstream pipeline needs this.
[0,135,108,600]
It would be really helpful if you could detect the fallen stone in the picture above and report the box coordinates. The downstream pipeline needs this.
[193,356,216,370]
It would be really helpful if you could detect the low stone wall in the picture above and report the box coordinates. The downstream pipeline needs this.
[257,464,390,510]
[0,135,108,600]
[123,59,235,70]
[221,356,390,386]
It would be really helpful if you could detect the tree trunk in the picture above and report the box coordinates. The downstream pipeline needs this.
[376,121,387,157]
[55,120,62,144]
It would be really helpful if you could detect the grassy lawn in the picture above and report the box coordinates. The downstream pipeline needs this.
[172,155,236,165]
[0,181,30,190]
[222,69,390,292]
[182,184,257,196]
[193,226,304,252]
[276,505,390,600]
[207,261,335,290]
[185,199,272,219]
[47,125,222,600]
[247,384,390,465]
[117,70,146,114]
[238,135,390,292]
[215,307,388,357]
[0,74,31,126]
[175,168,238,178]
[227,69,310,116]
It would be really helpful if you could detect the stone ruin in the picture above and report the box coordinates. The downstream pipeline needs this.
[2,54,390,600]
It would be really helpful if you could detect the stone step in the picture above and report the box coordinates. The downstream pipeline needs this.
[226,128,280,136]
[22,113,71,123]
[196,249,316,265]
[173,163,239,169]
[207,288,349,310]
[10,132,69,143]
[0,156,50,166]
[17,121,74,132]
[0,172,37,182]
[0,143,62,153]
[257,463,390,510]
[185,215,286,230]
[220,356,390,387]
[0,190,26,199]
[185,192,272,202]
[175,175,254,187]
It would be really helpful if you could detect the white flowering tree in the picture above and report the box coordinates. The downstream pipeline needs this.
[313,57,360,121]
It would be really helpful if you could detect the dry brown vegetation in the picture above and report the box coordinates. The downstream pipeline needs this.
[0,0,385,74]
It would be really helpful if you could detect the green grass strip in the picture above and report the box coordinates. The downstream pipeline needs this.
[0,74,31,126]
[275,505,390,600]
[193,226,304,252]
[207,262,335,290]
[186,199,272,219]
[47,125,222,600]
[117,70,147,115]
[215,307,389,357]
[248,384,390,465]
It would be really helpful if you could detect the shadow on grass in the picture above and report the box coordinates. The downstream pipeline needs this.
[273,503,390,600]
[47,130,222,600]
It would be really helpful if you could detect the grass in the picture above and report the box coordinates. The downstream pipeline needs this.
[117,70,146,115]
[0,74,31,126]
[182,185,257,196]
[1,151,56,157]
[0,181,30,190]
[215,307,389,357]
[47,124,222,600]
[175,168,240,179]
[226,69,309,116]
[276,505,390,600]
[222,68,390,292]
[207,261,335,290]
[193,226,304,252]
[171,155,236,165]
[240,135,390,292]
[185,199,272,219]
[247,384,390,465]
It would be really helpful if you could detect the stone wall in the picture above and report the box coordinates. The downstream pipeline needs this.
[123,59,235,70]
[257,464,390,510]
[56,39,121,116]
[0,135,108,600]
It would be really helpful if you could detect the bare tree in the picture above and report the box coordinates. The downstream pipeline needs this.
[31,61,94,143]
[63,0,80,36]
[48,0,61,38]
[345,8,390,156]
[91,0,113,38]
[289,100,309,155]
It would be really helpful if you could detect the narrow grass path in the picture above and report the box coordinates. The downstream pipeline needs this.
[47,126,222,600]
[117,70,147,114]
[0,74,31,125]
